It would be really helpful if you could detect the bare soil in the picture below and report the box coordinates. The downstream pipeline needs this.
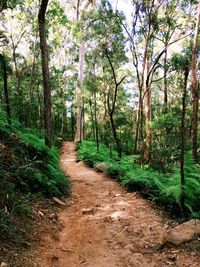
[34,142,200,267]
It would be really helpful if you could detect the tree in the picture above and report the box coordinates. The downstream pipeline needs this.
[38,0,51,147]
[191,1,200,163]
[74,0,95,143]
[180,58,189,214]
[0,54,11,124]
[105,48,126,158]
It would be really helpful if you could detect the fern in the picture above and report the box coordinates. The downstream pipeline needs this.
[78,140,200,219]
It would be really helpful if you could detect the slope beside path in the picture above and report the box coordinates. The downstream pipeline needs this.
[35,142,200,267]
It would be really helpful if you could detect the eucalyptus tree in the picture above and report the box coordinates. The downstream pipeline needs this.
[191,1,200,162]
[116,0,196,165]
[0,54,11,124]
[38,0,51,147]
[74,0,95,143]
[78,0,127,157]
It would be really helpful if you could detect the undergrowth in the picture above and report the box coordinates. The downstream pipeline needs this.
[78,140,200,219]
[0,111,69,245]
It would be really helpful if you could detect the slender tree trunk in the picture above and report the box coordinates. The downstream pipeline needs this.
[71,105,75,140]
[0,55,11,125]
[144,57,152,164]
[134,87,142,153]
[105,49,125,158]
[164,48,168,108]
[36,83,43,128]
[191,1,200,163]
[38,0,51,147]
[94,92,99,151]
[12,44,23,123]
[180,62,189,215]
[75,41,85,143]
[89,99,95,140]
[144,84,152,163]
[29,33,38,125]
[60,110,64,135]
[109,111,122,158]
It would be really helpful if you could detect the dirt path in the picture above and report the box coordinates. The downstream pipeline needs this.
[35,142,200,267]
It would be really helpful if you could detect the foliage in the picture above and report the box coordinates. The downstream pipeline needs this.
[0,111,69,243]
[78,140,200,219]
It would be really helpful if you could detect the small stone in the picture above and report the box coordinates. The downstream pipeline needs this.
[38,211,44,216]
[167,255,176,261]
[95,162,108,172]
[49,213,58,220]
[163,219,200,246]
[1,262,9,267]
[52,197,66,206]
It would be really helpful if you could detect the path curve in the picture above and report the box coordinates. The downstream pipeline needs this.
[35,142,200,267]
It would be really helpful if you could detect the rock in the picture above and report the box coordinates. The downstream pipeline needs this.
[52,197,66,206]
[1,263,9,267]
[95,162,108,173]
[38,211,44,216]
[82,208,94,215]
[167,255,176,261]
[163,219,200,245]
[49,213,58,220]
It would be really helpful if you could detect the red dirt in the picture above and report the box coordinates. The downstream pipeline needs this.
[34,142,200,267]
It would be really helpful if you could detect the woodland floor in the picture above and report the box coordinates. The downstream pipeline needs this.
[32,142,200,267]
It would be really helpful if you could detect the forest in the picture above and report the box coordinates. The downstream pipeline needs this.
[0,0,200,266]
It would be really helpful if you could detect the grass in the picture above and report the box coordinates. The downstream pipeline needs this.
[77,140,200,219]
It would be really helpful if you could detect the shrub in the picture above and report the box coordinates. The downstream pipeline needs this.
[78,140,200,219]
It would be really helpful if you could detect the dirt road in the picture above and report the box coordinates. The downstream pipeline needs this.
[35,142,200,267]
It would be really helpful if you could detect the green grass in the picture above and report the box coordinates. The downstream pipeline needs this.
[78,140,200,219]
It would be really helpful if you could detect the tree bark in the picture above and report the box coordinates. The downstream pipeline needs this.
[191,1,200,163]
[89,99,95,141]
[94,91,99,151]
[105,49,126,158]
[180,61,189,215]
[38,0,51,147]
[75,41,85,143]
[29,33,38,125]
[0,54,11,125]
[163,49,168,108]
[10,30,26,123]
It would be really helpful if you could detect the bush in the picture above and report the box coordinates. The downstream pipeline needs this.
[78,140,200,219]
[0,111,70,243]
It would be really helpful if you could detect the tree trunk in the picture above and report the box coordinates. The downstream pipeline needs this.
[29,33,38,125]
[89,99,95,141]
[144,84,152,164]
[164,49,168,108]
[191,1,200,163]
[38,0,51,148]
[36,83,43,128]
[143,57,152,164]
[180,62,189,215]
[75,41,85,143]
[109,111,122,158]
[71,104,75,140]
[134,87,142,153]
[94,92,99,151]
[0,55,11,125]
